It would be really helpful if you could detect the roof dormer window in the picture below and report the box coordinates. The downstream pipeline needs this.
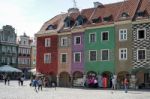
[121,12,129,18]
[64,21,70,28]
[103,15,112,22]
[46,25,56,30]
[75,15,86,26]
[64,16,74,28]
[92,17,101,23]
[76,19,83,26]
[137,10,145,17]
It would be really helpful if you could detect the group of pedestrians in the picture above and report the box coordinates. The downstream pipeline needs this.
[85,74,129,93]
[111,76,129,93]
[3,74,10,85]
[30,77,43,92]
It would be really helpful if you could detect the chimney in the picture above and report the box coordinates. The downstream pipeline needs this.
[93,2,103,8]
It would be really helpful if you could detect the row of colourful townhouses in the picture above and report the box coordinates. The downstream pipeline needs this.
[35,0,150,88]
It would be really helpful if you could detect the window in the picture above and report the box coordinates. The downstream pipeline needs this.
[74,36,81,45]
[137,29,145,39]
[46,25,56,30]
[119,48,127,60]
[12,47,16,53]
[103,15,112,22]
[12,58,16,63]
[89,51,97,61]
[74,52,81,62]
[119,29,127,41]
[61,53,67,63]
[76,19,83,26]
[76,15,85,26]
[137,11,145,17]
[44,53,51,64]
[61,37,68,46]
[45,38,51,47]
[2,46,6,52]
[89,33,96,43]
[7,46,11,53]
[102,32,109,41]
[64,21,70,28]
[2,57,5,63]
[137,49,146,60]
[101,50,109,61]
[92,17,101,23]
[121,12,129,18]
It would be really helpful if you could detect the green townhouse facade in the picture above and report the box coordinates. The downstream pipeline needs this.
[84,25,115,83]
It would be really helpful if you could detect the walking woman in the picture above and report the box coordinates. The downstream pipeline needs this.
[124,77,129,93]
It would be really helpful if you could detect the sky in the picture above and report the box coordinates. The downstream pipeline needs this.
[0,0,123,38]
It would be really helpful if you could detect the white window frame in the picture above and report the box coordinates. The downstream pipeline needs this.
[89,33,96,43]
[74,36,81,45]
[101,49,109,61]
[45,38,51,47]
[61,37,68,46]
[89,50,97,61]
[137,49,146,60]
[119,29,127,41]
[119,48,127,60]
[44,53,51,64]
[101,31,109,41]
[74,52,81,63]
[137,28,146,40]
[60,53,67,63]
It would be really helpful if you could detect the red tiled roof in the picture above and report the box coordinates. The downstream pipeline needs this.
[36,0,150,35]
[92,2,122,21]
[81,8,95,20]
[116,0,140,21]
[69,12,80,20]
[134,0,150,20]
[37,14,66,34]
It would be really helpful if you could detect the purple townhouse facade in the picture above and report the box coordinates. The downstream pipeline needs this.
[71,32,84,78]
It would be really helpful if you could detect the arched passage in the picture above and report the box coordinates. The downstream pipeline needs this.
[73,71,83,80]
[86,71,97,87]
[59,72,71,87]
[102,71,112,88]
[117,71,129,88]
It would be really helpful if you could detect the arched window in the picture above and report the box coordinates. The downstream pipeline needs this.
[46,25,54,30]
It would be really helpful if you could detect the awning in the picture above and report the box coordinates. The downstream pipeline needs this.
[0,65,22,72]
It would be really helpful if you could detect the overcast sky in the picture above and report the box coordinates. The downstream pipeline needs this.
[0,0,123,37]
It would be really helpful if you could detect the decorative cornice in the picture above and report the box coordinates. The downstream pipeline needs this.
[85,24,114,30]
[71,28,85,33]
[35,32,57,37]
[114,20,131,25]
[57,32,71,35]
[132,19,150,24]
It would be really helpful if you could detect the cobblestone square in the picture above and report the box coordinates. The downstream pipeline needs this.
[0,81,150,99]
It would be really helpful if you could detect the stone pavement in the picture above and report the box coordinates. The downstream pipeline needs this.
[0,80,150,99]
